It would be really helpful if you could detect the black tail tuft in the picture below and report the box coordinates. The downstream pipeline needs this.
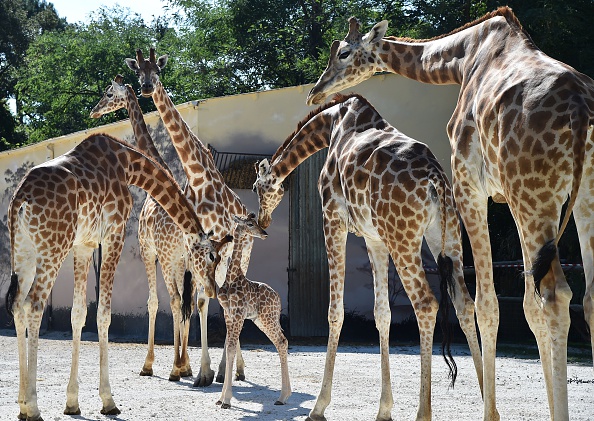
[532,240,557,295]
[181,270,193,322]
[437,254,457,388]
[5,272,19,322]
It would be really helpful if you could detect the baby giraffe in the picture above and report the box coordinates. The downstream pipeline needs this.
[217,213,291,409]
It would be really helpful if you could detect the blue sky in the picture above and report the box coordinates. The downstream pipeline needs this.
[49,0,171,24]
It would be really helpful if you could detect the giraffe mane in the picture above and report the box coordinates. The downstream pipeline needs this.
[90,133,185,194]
[385,6,537,50]
[271,92,367,162]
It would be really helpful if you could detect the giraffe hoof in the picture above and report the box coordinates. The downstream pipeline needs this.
[180,369,193,377]
[216,374,225,383]
[193,373,215,387]
[139,368,153,376]
[100,406,121,416]
[168,373,181,381]
[25,415,43,421]
[221,403,231,409]
[274,400,286,405]
[216,400,222,406]
[18,413,26,420]
[63,405,81,415]
[235,373,245,381]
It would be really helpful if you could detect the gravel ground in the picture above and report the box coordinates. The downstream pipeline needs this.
[0,329,592,420]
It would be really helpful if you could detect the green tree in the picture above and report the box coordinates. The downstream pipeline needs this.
[15,7,161,143]
[0,0,65,150]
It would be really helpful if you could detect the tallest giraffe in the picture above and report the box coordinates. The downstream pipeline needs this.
[307,6,594,421]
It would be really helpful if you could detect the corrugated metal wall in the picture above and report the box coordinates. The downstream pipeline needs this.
[288,150,329,337]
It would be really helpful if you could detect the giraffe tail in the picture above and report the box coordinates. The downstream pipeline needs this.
[181,270,193,322]
[429,169,458,387]
[533,98,588,292]
[5,273,19,321]
[6,182,27,321]
[438,253,457,388]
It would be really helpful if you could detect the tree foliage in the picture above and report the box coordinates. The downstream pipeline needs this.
[2,0,594,148]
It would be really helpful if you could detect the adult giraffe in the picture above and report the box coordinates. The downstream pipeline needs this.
[6,133,229,420]
[307,7,594,421]
[91,75,215,384]
[125,47,252,385]
[254,93,483,421]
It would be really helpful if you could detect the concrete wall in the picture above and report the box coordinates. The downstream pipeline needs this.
[0,74,460,336]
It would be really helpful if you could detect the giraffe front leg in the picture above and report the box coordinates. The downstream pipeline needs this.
[307,224,347,421]
[193,293,215,387]
[65,245,93,415]
[140,247,158,377]
[217,316,244,409]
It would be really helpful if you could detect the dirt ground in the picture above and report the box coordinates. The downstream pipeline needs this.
[0,329,592,421]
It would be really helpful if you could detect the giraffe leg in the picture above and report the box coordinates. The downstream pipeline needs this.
[64,245,94,415]
[96,232,127,416]
[24,298,44,421]
[307,224,347,421]
[394,249,437,421]
[572,201,594,366]
[454,185,500,421]
[217,315,244,409]
[253,307,292,405]
[160,260,184,381]
[177,260,193,378]
[140,244,158,377]
[193,292,215,387]
[235,339,246,381]
[366,240,393,421]
[179,316,193,377]
[11,254,36,420]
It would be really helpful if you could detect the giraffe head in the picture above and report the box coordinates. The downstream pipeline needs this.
[185,232,233,298]
[89,74,128,118]
[253,159,284,229]
[306,17,388,105]
[125,47,168,97]
[232,212,268,240]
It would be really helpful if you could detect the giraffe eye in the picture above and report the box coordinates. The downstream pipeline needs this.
[338,51,351,60]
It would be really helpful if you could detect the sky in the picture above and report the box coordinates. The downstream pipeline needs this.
[49,0,171,24]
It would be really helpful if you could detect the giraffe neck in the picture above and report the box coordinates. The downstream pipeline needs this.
[269,113,333,181]
[151,80,216,185]
[122,140,204,236]
[378,15,521,85]
[225,229,249,285]
[125,85,170,172]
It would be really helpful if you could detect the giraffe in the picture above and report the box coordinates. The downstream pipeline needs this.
[91,75,212,383]
[305,7,594,421]
[5,133,230,420]
[216,212,291,409]
[125,47,252,386]
[253,93,483,421]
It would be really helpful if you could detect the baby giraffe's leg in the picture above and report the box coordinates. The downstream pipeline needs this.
[253,310,291,405]
[217,313,245,409]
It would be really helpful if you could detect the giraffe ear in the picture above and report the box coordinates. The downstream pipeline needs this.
[157,54,168,71]
[362,20,388,45]
[125,58,139,71]
[258,159,270,176]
